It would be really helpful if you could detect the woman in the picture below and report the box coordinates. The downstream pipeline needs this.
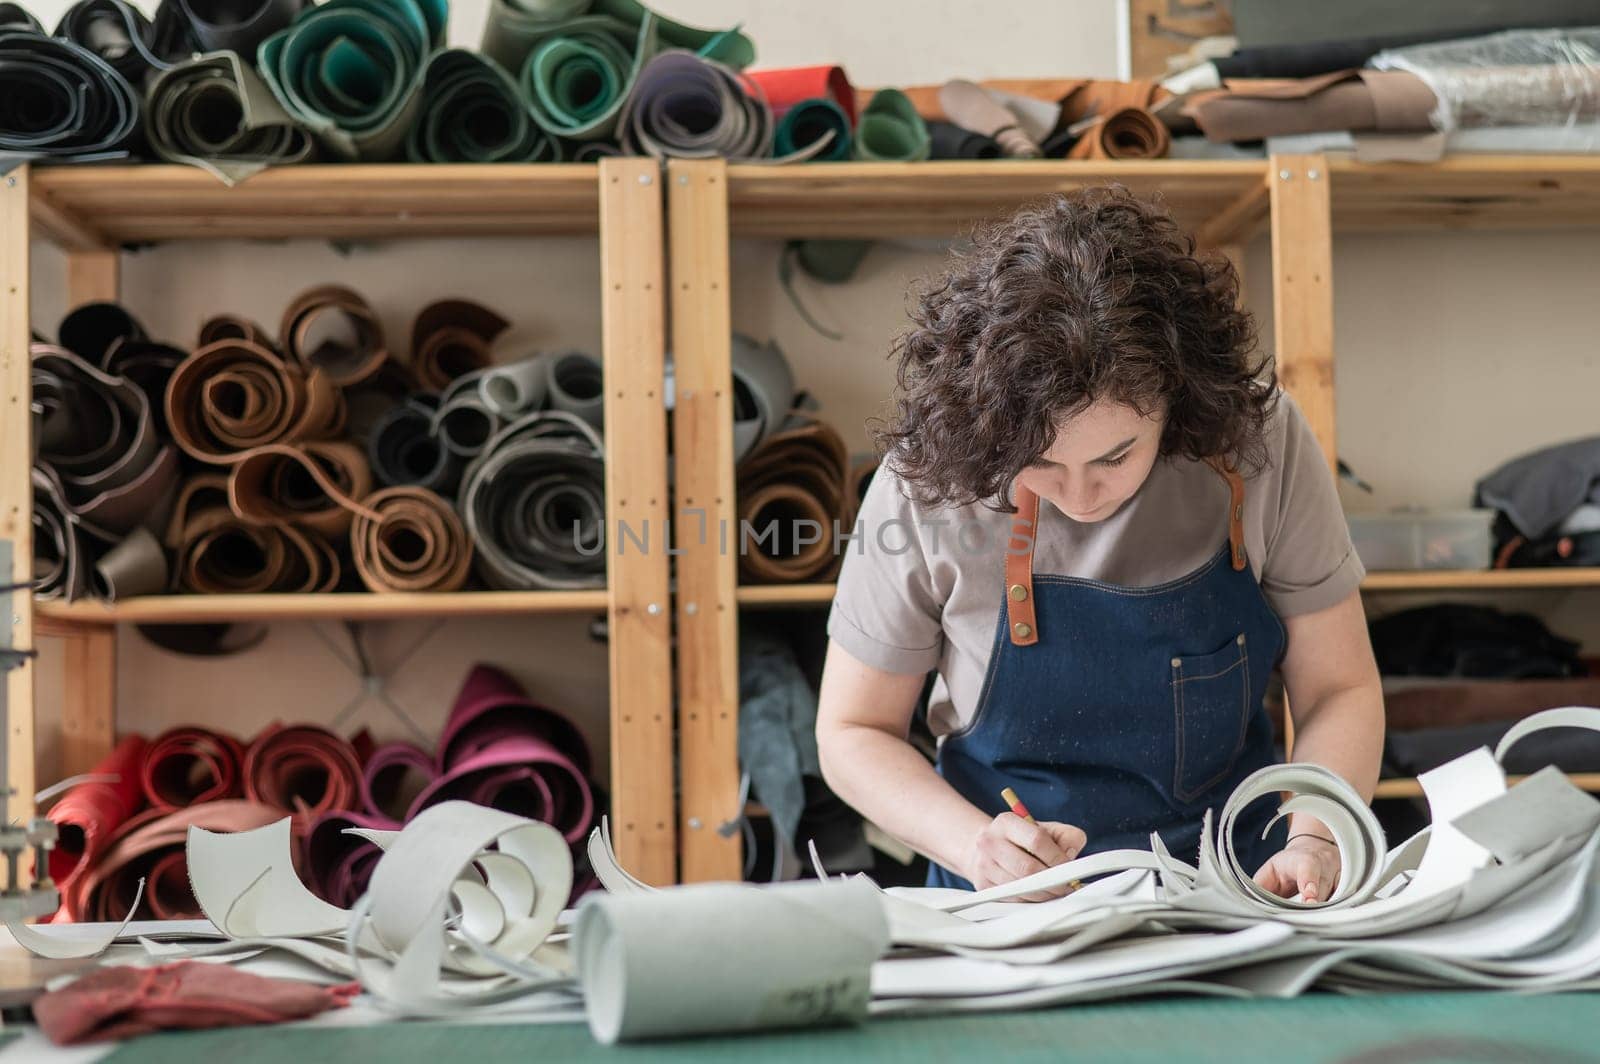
[816,186,1383,902]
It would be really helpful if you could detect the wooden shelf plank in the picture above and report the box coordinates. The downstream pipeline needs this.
[1377,773,1600,800]
[29,164,601,245]
[1329,155,1600,232]
[35,590,609,625]
[737,583,838,607]
[1362,568,1600,591]
[725,160,1271,238]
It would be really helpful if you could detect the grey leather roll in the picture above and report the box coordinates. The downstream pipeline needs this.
[0,30,141,160]
[729,333,794,463]
[101,337,186,439]
[31,345,180,536]
[32,465,168,602]
[178,0,305,52]
[145,50,315,184]
[618,50,776,160]
[433,370,501,459]
[544,351,604,431]
[368,394,462,496]
[0,3,41,31]
[53,0,195,85]
[478,353,550,417]
[459,411,607,590]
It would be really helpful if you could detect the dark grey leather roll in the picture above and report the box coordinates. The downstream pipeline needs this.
[59,301,145,364]
[544,351,604,431]
[368,393,463,497]
[0,30,141,160]
[178,0,305,53]
[53,0,196,85]
[145,50,315,184]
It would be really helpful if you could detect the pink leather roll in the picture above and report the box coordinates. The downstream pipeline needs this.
[359,742,435,821]
[47,735,148,907]
[304,809,397,908]
[140,727,246,812]
[435,664,592,775]
[244,724,364,832]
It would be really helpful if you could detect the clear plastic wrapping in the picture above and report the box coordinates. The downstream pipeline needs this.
[1371,27,1600,130]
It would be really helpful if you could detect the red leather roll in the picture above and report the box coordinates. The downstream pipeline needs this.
[244,724,364,830]
[746,65,856,123]
[46,735,148,907]
[140,727,246,812]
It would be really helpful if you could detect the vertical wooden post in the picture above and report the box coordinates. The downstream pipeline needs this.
[1269,154,1336,470]
[0,168,35,819]
[667,160,741,882]
[57,249,123,777]
[599,157,676,885]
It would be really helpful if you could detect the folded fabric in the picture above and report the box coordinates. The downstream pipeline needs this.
[1369,604,1582,680]
[244,723,364,829]
[166,338,344,462]
[1382,677,1600,732]
[410,298,510,391]
[408,48,562,162]
[46,735,148,908]
[458,411,608,590]
[0,29,141,160]
[34,961,357,1045]
[140,725,246,811]
[852,88,929,161]
[177,0,306,53]
[1185,69,1436,143]
[1383,719,1600,779]
[145,50,315,184]
[735,414,851,584]
[256,0,446,160]
[738,623,823,858]
[1475,435,1600,541]
[1215,34,1438,80]
[304,808,397,907]
[746,64,855,123]
[618,50,780,160]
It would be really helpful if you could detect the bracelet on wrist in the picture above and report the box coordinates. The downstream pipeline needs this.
[1286,831,1336,848]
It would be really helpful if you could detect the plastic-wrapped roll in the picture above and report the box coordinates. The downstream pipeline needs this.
[459,411,607,590]
[0,31,140,159]
[256,0,446,160]
[575,878,887,1043]
[410,298,510,391]
[350,485,473,593]
[145,50,315,184]
[227,440,377,538]
[408,48,562,163]
[165,339,344,462]
[140,725,246,811]
[244,724,364,830]
[544,351,604,430]
[279,284,389,388]
[852,88,929,161]
[735,417,851,584]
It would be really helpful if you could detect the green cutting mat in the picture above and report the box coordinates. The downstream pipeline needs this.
[101,993,1597,1064]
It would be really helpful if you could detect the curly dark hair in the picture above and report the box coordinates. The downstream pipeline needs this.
[873,184,1275,510]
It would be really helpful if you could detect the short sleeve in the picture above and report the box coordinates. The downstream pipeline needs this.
[1259,392,1366,617]
[826,464,947,674]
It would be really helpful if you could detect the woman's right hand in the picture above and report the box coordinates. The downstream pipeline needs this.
[960,813,1087,901]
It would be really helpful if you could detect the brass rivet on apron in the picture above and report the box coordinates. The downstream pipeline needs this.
[1009,584,1028,602]
[1013,622,1032,639]
[1171,657,1182,668]
[1237,634,1246,646]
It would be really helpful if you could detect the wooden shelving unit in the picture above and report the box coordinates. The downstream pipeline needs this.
[1,161,677,884]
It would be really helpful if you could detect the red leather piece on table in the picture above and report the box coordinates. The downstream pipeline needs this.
[47,735,148,903]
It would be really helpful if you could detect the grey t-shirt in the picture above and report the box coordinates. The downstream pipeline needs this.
[827,390,1365,739]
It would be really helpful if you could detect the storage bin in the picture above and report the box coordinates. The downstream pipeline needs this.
[1347,510,1496,570]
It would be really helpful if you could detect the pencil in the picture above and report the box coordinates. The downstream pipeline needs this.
[999,787,1081,892]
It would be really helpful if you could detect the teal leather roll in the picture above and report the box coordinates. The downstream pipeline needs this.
[407,48,561,162]
[852,87,929,161]
[145,51,314,184]
[481,0,753,78]
[774,96,851,160]
[516,13,653,142]
[256,0,447,160]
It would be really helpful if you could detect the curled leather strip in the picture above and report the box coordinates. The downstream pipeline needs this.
[1073,107,1170,160]
[243,723,364,828]
[279,284,389,388]
[0,30,141,159]
[350,485,473,593]
[228,440,379,538]
[0,2,41,30]
[305,809,396,908]
[459,411,607,590]
[170,473,341,593]
[166,338,344,463]
[735,415,851,584]
[141,725,247,811]
[853,87,930,161]
[31,345,180,536]
[146,50,315,185]
[368,394,462,495]
[407,48,562,163]
[360,741,436,820]
[410,298,510,392]
[432,369,501,459]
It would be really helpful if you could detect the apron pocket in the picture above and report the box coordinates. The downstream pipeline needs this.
[1170,633,1251,803]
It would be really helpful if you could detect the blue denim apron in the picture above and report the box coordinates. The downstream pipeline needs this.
[929,468,1287,888]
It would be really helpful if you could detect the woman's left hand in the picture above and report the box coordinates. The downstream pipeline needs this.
[1253,834,1341,903]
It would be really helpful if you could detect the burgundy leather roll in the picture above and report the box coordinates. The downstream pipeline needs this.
[410,298,509,392]
[244,724,364,830]
[350,485,473,593]
[140,726,246,812]
[280,284,389,388]
[46,735,148,908]
[304,809,396,908]
[66,800,283,922]
[412,664,595,842]
[166,338,345,463]
[359,741,435,820]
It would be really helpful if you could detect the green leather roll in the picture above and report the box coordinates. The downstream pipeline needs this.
[774,96,850,160]
[852,88,929,161]
[146,51,314,184]
[516,13,654,142]
[481,0,753,77]
[407,48,561,162]
[256,0,447,161]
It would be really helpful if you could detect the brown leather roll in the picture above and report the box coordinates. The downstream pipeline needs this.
[198,314,275,349]
[280,284,388,388]
[228,440,377,537]
[169,473,341,593]
[1073,106,1170,159]
[351,485,473,593]
[410,298,510,391]
[166,338,344,463]
[735,415,851,584]
[243,723,364,829]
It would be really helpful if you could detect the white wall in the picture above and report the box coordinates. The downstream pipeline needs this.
[22,0,1600,785]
